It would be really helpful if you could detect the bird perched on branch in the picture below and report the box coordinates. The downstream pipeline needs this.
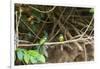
[39,35,47,46]
[59,34,64,42]
[37,31,48,57]
[59,34,64,51]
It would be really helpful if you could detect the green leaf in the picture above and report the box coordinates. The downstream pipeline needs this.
[16,50,24,61]
[37,54,45,63]
[28,50,39,63]
[28,50,46,63]
[28,50,39,57]
[30,56,37,64]
[24,51,30,64]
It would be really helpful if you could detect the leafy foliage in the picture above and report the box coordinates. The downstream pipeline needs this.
[28,50,45,63]
[15,48,46,64]
[16,48,25,61]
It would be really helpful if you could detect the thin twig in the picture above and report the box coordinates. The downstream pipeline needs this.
[70,23,81,35]
[49,17,57,38]
[89,28,94,36]
[72,35,85,39]
[75,8,88,24]
[15,11,18,48]
[49,8,66,40]
[33,20,46,42]
[49,8,74,41]
[80,26,87,32]
[57,19,83,51]
[16,7,22,47]
[17,8,22,25]
[29,6,56,13]
[49,29,60,41]
[19,40,31,43]
[83,43,88,61]
[79,17,94,39]
[21,19,40,39]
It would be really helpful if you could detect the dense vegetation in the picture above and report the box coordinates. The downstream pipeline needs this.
[15,4,94,65]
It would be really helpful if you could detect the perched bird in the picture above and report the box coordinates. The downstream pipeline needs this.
[59,34,64,42]
[39,35,47,46]
[58,34,64,51]
[37,31,48,57]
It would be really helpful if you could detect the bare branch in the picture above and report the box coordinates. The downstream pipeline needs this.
[18,37,93,47]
